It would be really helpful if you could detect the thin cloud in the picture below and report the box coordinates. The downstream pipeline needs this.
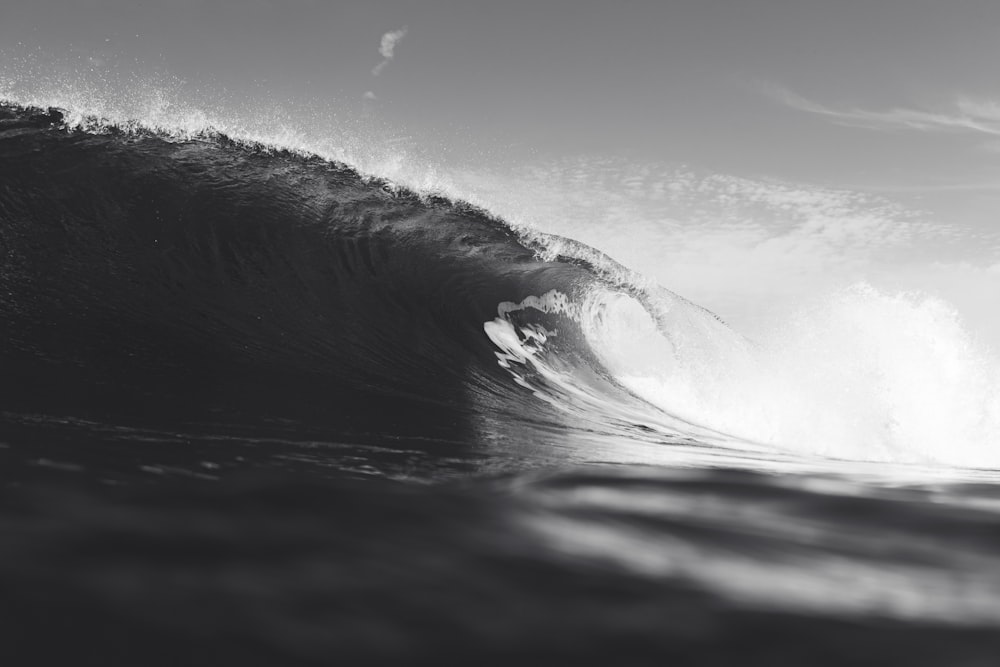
[853,181,1000,194]
[372,27,408,76]
[767,85,1000,136]
[363,91,377,100]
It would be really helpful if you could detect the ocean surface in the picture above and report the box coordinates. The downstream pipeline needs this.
[3,102,1000,665]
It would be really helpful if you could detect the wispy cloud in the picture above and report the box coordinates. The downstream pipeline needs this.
[445,156,1000,343]
[363,90,377,100]
[372,27,408,76]
[767,85,1000,136]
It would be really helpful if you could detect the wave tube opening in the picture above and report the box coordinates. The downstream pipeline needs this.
[488,283,1000,469]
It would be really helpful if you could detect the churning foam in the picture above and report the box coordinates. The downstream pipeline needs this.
[583,283,1000,467]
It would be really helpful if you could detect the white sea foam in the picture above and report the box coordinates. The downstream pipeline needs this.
[579,283,1000,467]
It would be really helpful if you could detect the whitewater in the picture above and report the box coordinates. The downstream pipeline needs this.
[2,79,1000,666]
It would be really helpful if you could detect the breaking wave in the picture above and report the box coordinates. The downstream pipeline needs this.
[1,102,998,469]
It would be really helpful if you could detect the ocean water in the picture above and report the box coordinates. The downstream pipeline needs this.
[2,96,1000,666]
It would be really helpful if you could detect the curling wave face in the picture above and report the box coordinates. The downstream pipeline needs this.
[1,103,998,474]
[0,103,670,475]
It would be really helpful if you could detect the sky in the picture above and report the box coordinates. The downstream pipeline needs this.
[1,0,998,339]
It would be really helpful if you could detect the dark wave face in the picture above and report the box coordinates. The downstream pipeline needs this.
[0,103,636,478]
[4,103,1000,666]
